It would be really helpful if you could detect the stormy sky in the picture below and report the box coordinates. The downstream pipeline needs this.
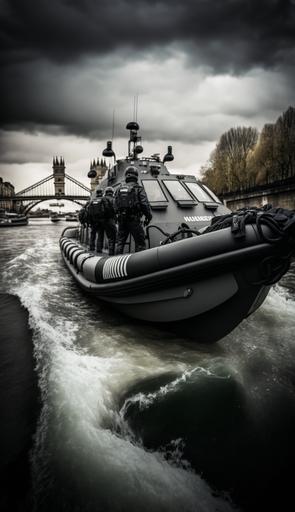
[1,0,295,194]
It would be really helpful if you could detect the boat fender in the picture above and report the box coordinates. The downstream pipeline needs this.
[83,256,104,282]
[60,238,73,250]
[71,249,86,266]
[74,253,89,271]
[79,254,96,274]
[63,242,73,257]
[60,239,76,253]
[76,252,91,271]
[67,244,77,258]
[65,242,78,259]
[68,246,82,262]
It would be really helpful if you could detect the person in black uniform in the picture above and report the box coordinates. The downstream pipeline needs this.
[78,205,86,225]
[88,189,105,252]
[88,188,117,254]
[78,200,90,244]
[102,187,117,255]
[115,166,152,254]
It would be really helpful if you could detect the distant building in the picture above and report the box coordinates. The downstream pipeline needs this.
[0,177,15,211]
[53,157,65,195]
[89,159,108,191]
[29,208,50,218]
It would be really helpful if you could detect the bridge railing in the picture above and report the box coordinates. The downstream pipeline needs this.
[16,174,56,196]
[220,176,295,199]
[15,173,91,198]
[0,172,91,213]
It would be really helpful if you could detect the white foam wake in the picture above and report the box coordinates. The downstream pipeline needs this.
[2,240,234,511]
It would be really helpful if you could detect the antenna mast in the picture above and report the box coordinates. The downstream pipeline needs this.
[112,109,115,141]
[135,93,139,122]
[132,94,139,122]
[126,94,143,158]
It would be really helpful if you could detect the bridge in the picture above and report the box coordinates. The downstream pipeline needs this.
[0,158,91,213]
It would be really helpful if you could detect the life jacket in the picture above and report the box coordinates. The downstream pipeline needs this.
[115,183,140,215]
[88,198,105,223]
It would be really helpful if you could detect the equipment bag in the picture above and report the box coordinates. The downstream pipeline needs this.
[103,196,115,218]
[115,184,139,213]
[88,198,105,223]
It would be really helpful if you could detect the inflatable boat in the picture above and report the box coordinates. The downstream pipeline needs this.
[60,122,295,343]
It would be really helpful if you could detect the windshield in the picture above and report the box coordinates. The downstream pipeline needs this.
[201,184,222,203]
[142,180,167,202]
[163,180,193,201]
[185,182,213,202]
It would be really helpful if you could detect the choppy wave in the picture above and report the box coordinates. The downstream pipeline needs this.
[1,223,295,511]
[1,230,236,511]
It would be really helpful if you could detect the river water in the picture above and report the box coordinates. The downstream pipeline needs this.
[1,219,295,512]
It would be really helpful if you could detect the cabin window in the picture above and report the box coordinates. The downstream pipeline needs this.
[163,180,193,201]
[142,180,168,202]
[185,182,213,202]
[201,184,222,203]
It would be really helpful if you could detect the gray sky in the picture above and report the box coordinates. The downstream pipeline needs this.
[1,0,295,194]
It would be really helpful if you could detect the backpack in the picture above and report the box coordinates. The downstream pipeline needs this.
[103,196,115,219]
[115,184,140,214]
[78,208,86,224]
[88,198,105,223]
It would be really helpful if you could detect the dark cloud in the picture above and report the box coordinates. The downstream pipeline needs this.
[0,56,293,150]
[1,0,294,69]
[0,0,295,139]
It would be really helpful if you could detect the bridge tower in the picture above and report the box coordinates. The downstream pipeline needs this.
[53,157,65,196]
[89,158,107,191]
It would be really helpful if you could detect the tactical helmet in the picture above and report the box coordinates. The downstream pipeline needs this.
[104,186,114,196]
[96,189,103,197]
[125,166,138,182]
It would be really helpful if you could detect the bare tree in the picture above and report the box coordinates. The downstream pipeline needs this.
[273,106,295,180]
[201,106,295,194]
[202,126,258,193]
[248,124,276,184]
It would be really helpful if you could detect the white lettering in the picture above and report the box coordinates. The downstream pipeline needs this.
[184,216,213,222]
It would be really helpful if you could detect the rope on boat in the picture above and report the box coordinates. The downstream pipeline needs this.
[204,204,295,247]
[146,223,201,247]
[203,205,295,285]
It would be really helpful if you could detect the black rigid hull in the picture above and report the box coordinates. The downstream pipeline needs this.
[60,224,279,343]
[60,124,293,342]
